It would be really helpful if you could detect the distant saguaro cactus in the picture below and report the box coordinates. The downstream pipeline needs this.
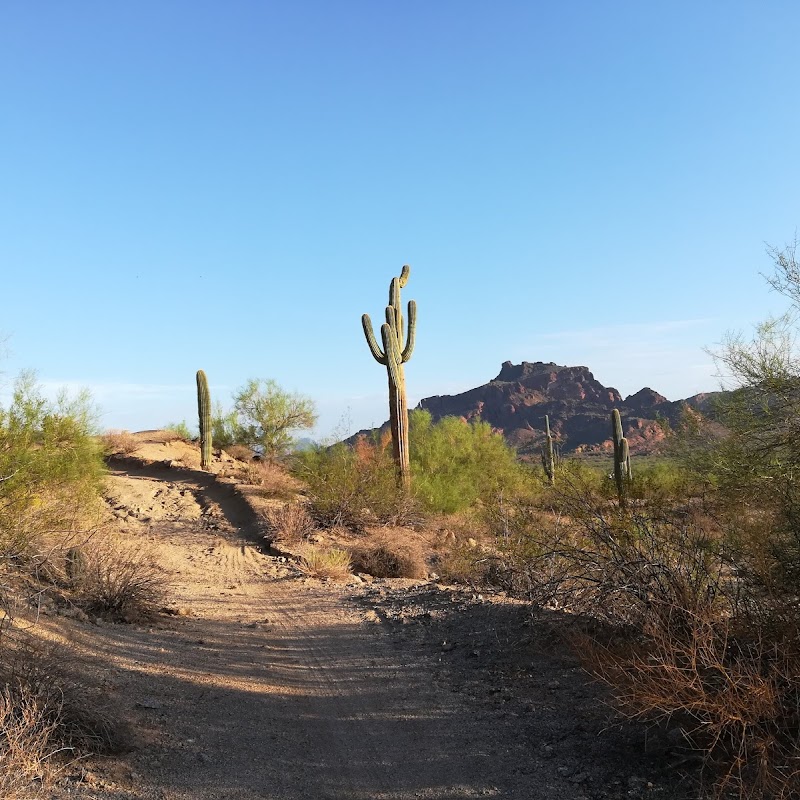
[196,370,212,470]
[611,408,631,508]
[362,265,417,490]
[541,414,556,485]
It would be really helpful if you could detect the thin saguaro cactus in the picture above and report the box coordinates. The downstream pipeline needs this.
[196,370,212,470]
[541,414,556,485]
[362,265,417,490]
[611,408,631,508]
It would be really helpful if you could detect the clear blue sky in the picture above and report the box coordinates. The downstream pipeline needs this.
[2,1,799,438]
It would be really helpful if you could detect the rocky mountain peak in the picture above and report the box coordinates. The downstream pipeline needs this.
[416,360,711,457]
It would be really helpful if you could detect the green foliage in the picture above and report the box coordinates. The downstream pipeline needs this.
[294,435,409,530]
[210,403,239,449]
[165,420,194,441]
[231,379,317,459]
[196,370,212,469]
[0,372,104,558]
[409,410,525,514]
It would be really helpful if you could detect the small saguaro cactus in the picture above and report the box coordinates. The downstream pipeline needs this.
[362,265,417,490]
[196,370,212,470]
[611,408,632,508]
[541,414,557,485]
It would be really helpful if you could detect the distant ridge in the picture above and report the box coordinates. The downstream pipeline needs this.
[352,361,724,456]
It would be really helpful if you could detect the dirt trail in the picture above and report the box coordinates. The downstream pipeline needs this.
[54,458,690,800]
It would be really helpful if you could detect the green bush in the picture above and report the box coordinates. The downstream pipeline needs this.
[409,410,526,514]
[294,434,411,531]
[164,420,194,441]
[0,372,104,560]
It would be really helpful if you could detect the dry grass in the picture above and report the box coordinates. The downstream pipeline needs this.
[0,633,128,797]
[0,683,60,798]
[100,429,140,456]
[299,546,352,580]
[73,536,165,622]
[265,502,316,543]
[224,443,254,462]
[576,609,800,799]
[238,460,302,499]
[350,530,428,579]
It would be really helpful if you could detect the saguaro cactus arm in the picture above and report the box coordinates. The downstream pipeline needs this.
[402,300,416,362]
[362,314,387,364]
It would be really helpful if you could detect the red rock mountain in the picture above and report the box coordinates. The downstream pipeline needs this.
[415,361,716,456]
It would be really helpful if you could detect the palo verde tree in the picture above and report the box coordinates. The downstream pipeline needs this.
[231,379,317,460]
[361,265,417,490]
[705,236,800,587]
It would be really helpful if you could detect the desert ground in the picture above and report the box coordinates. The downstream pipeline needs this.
[36,434,693,800]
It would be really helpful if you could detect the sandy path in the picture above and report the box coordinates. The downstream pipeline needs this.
[60,463,534,800]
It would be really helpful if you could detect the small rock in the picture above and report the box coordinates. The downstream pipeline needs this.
[540,744,554,759]
[197,752,212,764]
[547,680,561,690]
[557,765,573,777]
[441,641,455,652]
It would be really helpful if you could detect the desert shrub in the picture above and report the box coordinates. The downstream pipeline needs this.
[238,459,303,498]
[265,502,316,543]
[74,537,164,621]
[225,443,254,462]
[211,403,240,448]
[0,632,127,797]
[295,435,415,530]
[164,420,194,441]
[0,373,104,561]
[101,429,140,455]
[299,546,352,580]
[409,410,527,514]
[349,532,428,578]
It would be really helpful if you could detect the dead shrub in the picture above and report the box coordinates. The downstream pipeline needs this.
[299,546,352,580]
[576,608,800,799]
[350,532,428,579]
[239,460,302,499]
[0,633,128,797]
[265,502,316,543]
[0,682,58,797]
[100,429,139,455]
[225,443,254,462]
[74,536,165,621]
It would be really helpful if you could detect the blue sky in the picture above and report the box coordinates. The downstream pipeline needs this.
[2,2,799,438]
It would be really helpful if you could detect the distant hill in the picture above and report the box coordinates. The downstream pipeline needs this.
[352,360,726,457]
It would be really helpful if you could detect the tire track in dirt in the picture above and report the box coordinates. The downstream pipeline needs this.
[58,462,541,800]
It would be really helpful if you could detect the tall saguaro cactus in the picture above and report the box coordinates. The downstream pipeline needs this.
[541,414,556,485]
[611,408,631,508]
[196,370,212,470]
[362,265,417,490]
